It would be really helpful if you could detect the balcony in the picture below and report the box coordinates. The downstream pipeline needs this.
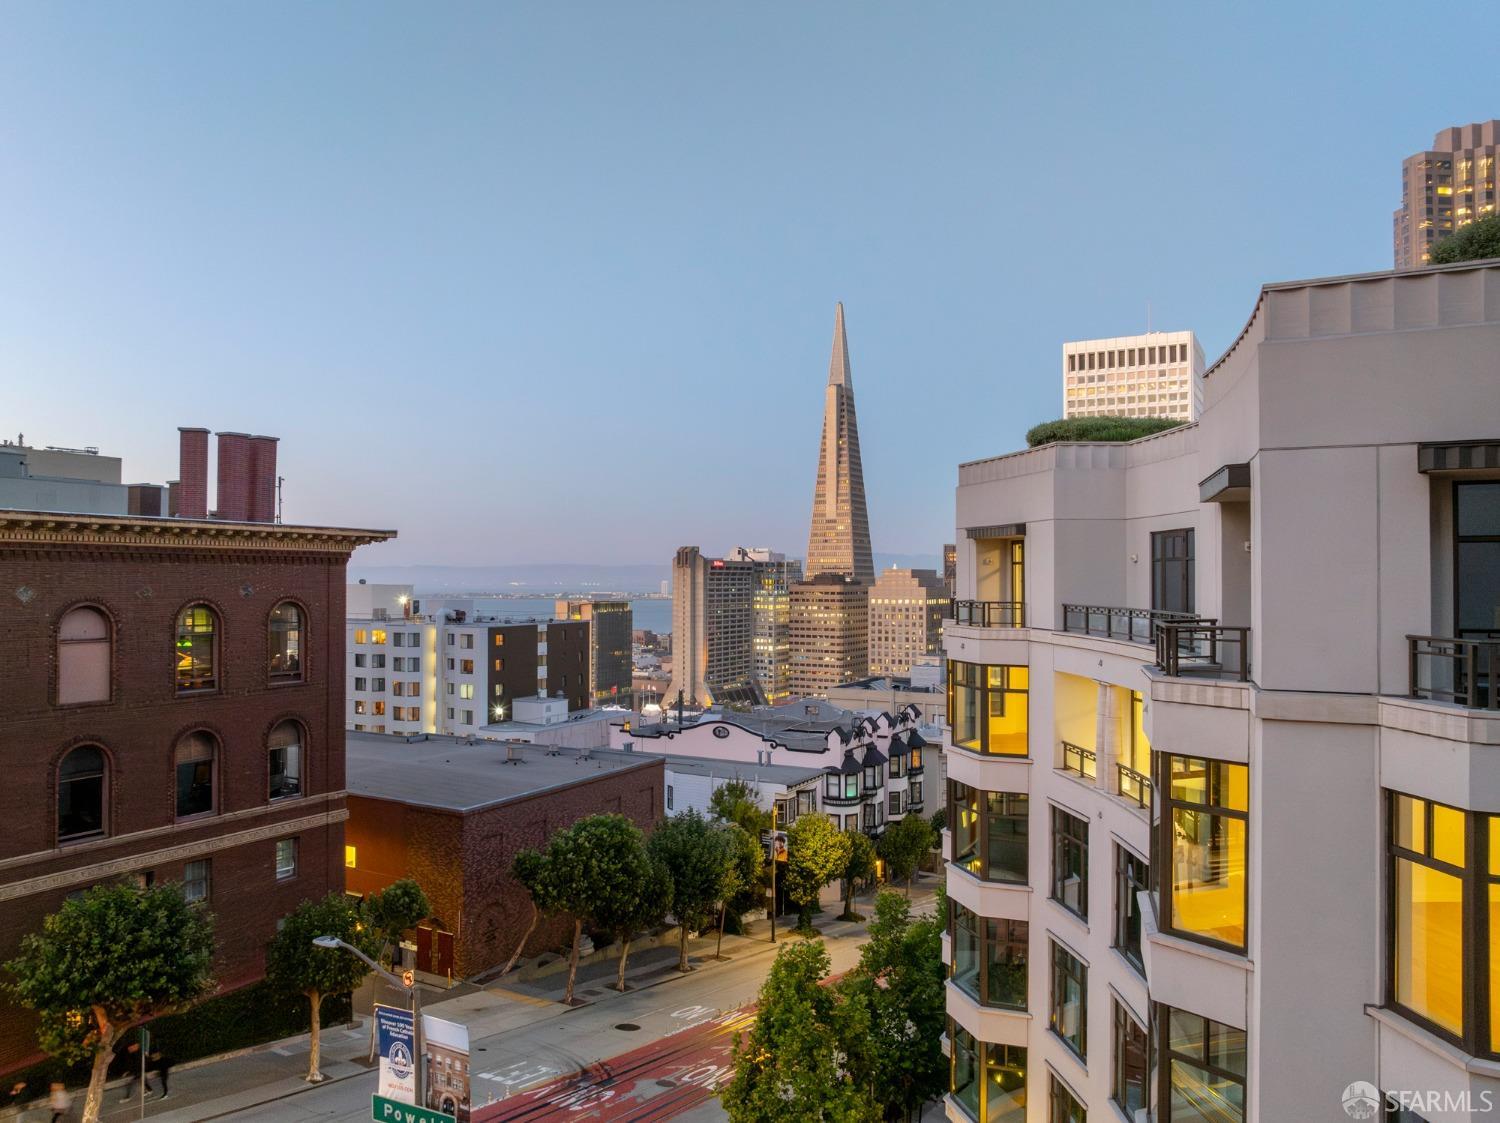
[1154,623,1251,682]
[1408,635,1499,710]
[949,599,1025,628]
[1118,763,1151,808]
[1061,603,1208,645]
[1060,740,1096,779]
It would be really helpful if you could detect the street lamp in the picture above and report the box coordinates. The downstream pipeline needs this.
[313,935,423,1103]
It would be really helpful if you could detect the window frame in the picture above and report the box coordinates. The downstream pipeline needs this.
[949,899,1028,1011]
[1155,754,1248,953]
[1153,1003,1247,1123]
[1114,843,1149,976]
[267,601,305,684]
[1049,938,1088,1061]
[1150,527,1196,615]
[1048,1074,1085,1123]
[173,731,218,821]
[1112,998,1148,1116]
[1050,806,1089,921]
[946,661,1029,757]
[183,858,211,904]
[56,603,114,706]
[174,603,221,695]
[268,720,305,802]
[57,744,109,843]
[949,780,1028,885]
[275,837,299,881]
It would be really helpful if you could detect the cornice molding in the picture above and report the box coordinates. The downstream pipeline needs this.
[0,510,394,555]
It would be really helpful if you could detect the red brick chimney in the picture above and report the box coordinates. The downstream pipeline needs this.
[248,435,279,523]
[177,427,209,519]
[215,432,252,521]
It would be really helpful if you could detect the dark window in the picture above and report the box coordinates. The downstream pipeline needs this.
[1051,807,1089,919]
[1156,1005,1246,1122]
[57,606,111,704]
[174,732,216,818]
[1115,844,1149,974]
[1049,1075,1086,1123]
[950,900,1027,1009]
[949,781,1027,883]
[269,602,303,681]
[58,745,107,841]
[184,858,211,903]
[1455,481,1500,640]
[1113,999,1148,1115]
[268,721,303,800]
[1050,940,1087,1059]
[1151,528,1195,615]
[175,605,218,692]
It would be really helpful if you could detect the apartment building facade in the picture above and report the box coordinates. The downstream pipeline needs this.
[1393,119,1500,269]
[556,598,633,707]
[1062,331,1205,422]
[868,566,948,677]
[943,261,1500,1123]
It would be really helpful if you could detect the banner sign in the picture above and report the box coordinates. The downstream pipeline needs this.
[372,1093,455,1123]
[421,1013,472,1122]
[375,1004,417,1104]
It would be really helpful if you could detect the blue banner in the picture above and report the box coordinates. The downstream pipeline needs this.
[375,1004,417,1104]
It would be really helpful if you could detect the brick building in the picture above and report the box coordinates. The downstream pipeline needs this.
[0,508,391,1073]
[343,732,664,979]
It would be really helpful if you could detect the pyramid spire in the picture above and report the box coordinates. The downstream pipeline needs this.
[805,303,874,583]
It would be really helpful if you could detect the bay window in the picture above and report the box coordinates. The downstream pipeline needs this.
[949,900,1027,1009]
[1156,1005,1246,1122]
[949,781,1027,883]
[948,661,1029,755]
[1159,755,1247,951]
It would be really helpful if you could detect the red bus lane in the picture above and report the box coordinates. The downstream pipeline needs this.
[473,1005,755,1122]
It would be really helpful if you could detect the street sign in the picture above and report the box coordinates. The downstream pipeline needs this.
[372,1093,455,1123]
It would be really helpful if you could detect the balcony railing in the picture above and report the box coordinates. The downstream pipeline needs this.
[1060,740,1097,779]
[1154,623,1251,681]
[1408,635,1500,710]
[1061,603,1211,645]
[1118,763,1151,808]
[949,599,1025,628]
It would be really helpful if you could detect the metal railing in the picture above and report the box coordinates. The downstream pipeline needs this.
[949,599,1026,628]
[1061,603,1211,645]
[1118,763,1151,808]
[1408,635,1500,710]
[1060,740,1097,779]
[1154,623,1251,681]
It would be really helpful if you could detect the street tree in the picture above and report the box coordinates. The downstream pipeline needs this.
[547,813,657,1004]
[722,939,877,1122]
[838,891,947,1120]
[364,879,430,968]
[876,813,934,895]
[785,814,852,932]
[498,847,560,979]
[709,781,770,933]
[709,778,770,833]
[5,882,215,1123]
[838,829,878,921]
[266,893,375,1082]
[716,822,761,955]
[647,809,731,971]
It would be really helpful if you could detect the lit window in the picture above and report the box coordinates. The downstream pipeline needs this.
[344,845,357,868]
[268,721,302,800]
[1157,1006,1245,1122]
[1161,756,1247,949]
[175,605,218,693]
[370,629,387,645]
[269,602,303,681]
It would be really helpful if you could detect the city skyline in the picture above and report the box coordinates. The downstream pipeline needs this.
[2,4,1495,569]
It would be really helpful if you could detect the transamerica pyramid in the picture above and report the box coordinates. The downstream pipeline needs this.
[804,302,874,583]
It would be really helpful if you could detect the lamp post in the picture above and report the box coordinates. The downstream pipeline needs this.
[313,936,423,1104]
[768,804,777,944]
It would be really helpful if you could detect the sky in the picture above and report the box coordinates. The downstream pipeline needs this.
[0,2,1493,567]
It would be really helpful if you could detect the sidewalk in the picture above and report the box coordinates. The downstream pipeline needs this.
[7,877,939,1122]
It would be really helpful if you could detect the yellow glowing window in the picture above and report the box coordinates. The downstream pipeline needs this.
[370,629,387,645]
[354,629,368,645]
[1165,757,1248,950]
[1437,186,1453,195]
[344,845,357,868]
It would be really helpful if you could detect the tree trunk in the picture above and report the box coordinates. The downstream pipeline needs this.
[616,933,631,992]
[80,1009,115,1123]
[306,990,324,1082]
[907,872,914,897]
[716,903,726,958]
[678,919,690,972]
[563,918,583,1005]
[500,903,539,979]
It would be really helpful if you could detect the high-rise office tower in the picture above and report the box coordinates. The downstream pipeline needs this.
[868,567,947,677]
[556,599,633,707]
[666,546,758,707]
[788,573,869,698]
[1394,120,1499,269]
[1062,331,1205,422]
[943,543,957,597]
[735,547,803,704]
[805,303,874,584]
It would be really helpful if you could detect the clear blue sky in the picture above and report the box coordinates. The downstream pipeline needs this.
[1,2,1491,566]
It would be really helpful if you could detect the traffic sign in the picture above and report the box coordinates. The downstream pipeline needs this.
[401,969,415,988]
[372,1093,454,1123]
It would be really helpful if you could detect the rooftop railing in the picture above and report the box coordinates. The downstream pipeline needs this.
[949,599,1025,628]
[1061,603,1211,645]
[1154,623,1251,681]
[1408,635,1499,710]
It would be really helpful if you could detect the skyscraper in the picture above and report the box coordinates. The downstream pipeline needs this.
[665,546,758,708]
[556,598,633,707]
[737,547,803,704]
[788,573,869,698]
[1393,120,1499,269]
[867,567,947,677]
[804,303,874,584]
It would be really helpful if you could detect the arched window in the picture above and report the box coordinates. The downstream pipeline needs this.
[269,603,303,682]
[174,732,216,818]
[176,605,218,693]
[268,721,303,800]
[57,606,111,704]
[58,746,107,841]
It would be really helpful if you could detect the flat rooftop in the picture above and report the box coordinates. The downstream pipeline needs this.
[591,748,827,788]
[346,731,659,813]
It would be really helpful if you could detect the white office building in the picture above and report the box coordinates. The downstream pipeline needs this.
[1062,330,1205,422]
[944,261,1500,1123]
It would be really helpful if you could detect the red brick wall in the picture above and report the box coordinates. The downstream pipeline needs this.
[0,538,355,1073]
[176,428,209,519]
[214,432,252,521]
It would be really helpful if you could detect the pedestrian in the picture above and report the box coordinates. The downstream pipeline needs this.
[116,1040,142,1102]
[48,1081,72,1122]
[148,1047,172,1101]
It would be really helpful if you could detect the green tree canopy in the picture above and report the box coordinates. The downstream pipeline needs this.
[265,893,376,1082]
[498,846,562,978]
[785,814,852,931]
[723,940,877,1123]
[709,778,771,834]
[838,892,947,1119]
[1429,214,1500,264]
[716,822,763,952]
[838,829,878,921]
[877,814,935,895]
[1025,415,1182,447]
[5,882,215,1123]
[364,879,431,967]
[648,809,731,970]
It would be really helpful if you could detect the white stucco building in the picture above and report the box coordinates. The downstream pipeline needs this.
[944,260,1500,1123]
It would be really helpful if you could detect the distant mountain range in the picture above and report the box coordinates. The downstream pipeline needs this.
[349,553,942,596]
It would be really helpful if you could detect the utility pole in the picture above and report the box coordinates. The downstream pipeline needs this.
[768,803,777,944]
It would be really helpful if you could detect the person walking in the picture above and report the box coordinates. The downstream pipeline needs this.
[115,1040,142,1102]
[147,1047,172,1101]
[47,1081,72,1121]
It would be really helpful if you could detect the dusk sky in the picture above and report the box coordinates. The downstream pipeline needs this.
[1,3,1491,567]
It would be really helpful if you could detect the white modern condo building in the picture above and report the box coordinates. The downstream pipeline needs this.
[943,260,1500,1123]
